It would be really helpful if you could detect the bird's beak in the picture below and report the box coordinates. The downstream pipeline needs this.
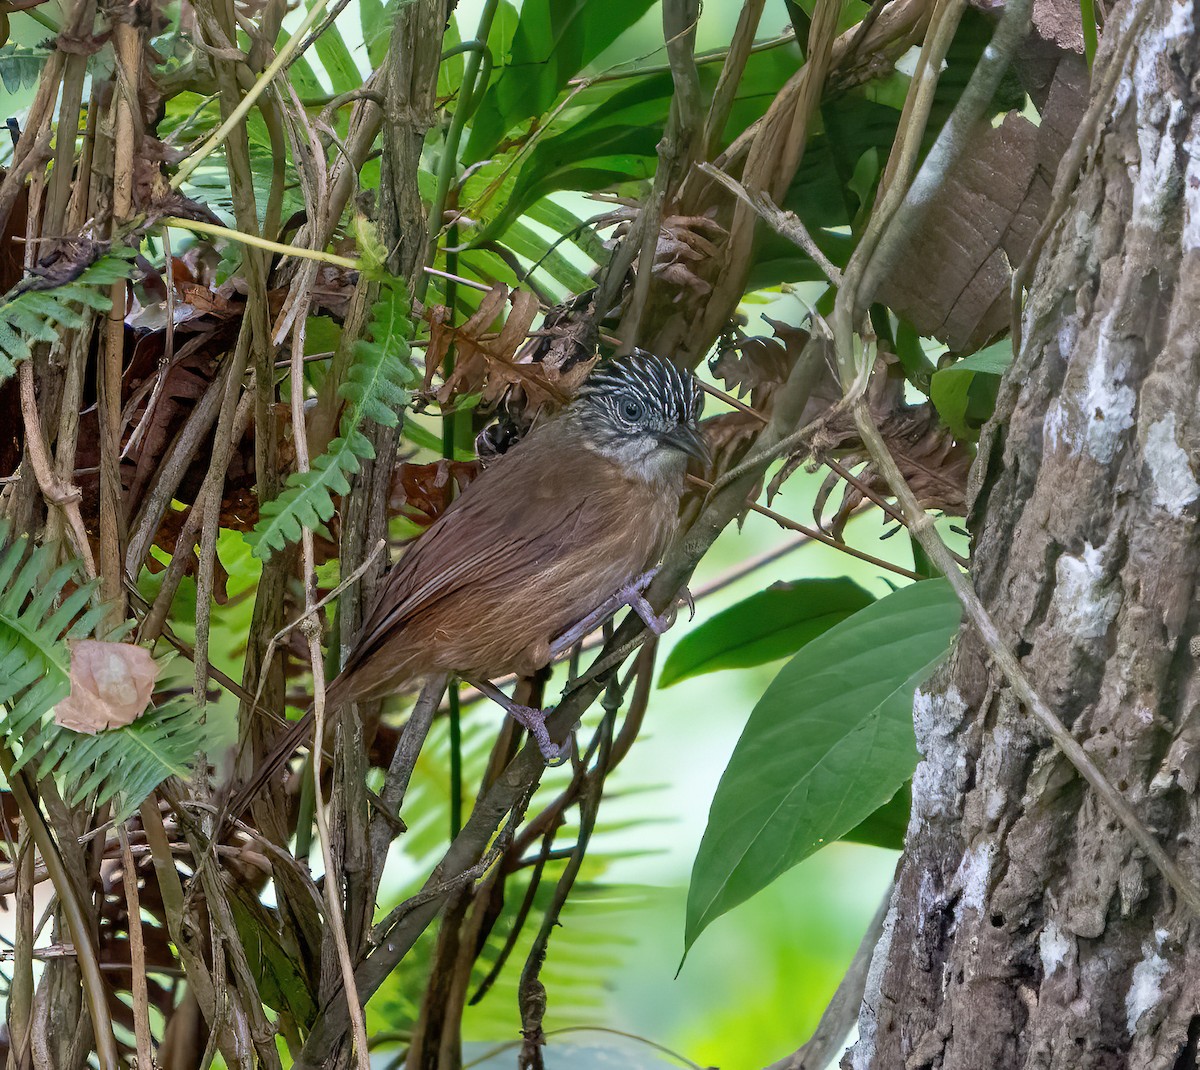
[662,424,710,467]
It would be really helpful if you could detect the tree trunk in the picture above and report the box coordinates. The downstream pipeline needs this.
[850,2,1200,1067]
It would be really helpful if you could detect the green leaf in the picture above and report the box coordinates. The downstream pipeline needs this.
[930,340,1012,442]
[43,694,209,821]
[659,577,876,687]
[685,578,961,953]
[0,533,79,738]
[894,318,937,388]
[0,249,139,384]
[230,887,318,1026]
[842,780,910,850]
[309,6,362,93]
[0,45,48,93]
[464,0,657,163]
[499,217,596,295]
[362,0,396,69]
[0,523,208,817]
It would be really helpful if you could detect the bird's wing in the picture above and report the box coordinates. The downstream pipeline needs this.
[345,428,603,665]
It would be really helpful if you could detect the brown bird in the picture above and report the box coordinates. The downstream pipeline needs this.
[240,351,704,804]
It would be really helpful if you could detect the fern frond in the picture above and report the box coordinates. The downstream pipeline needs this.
[0,525,98,740]
[36,694,207,821]
[0,523,209,818]
[0,248,140,383]
[248,281,418,558]
[247,434,364,557]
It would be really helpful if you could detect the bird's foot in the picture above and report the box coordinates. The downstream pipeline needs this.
[623,580,694,635]
[507,702,571,766]
[463,674,569,765]
[623,587,675,635]
[548,569,661,656]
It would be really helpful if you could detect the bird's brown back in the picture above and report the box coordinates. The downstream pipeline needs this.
[329,416,684,705]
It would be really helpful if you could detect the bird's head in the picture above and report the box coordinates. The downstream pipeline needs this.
[570,350,707,485]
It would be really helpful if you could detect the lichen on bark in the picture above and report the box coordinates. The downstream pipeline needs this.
[849,1,1200,1066]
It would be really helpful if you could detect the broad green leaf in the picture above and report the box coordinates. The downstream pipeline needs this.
[362,0,395,69]
[230,888,318,1026]
[0,45,48,93]
[659,577,876,687]
[842,780,911,850]
[309,11,361,94]
[930,340,1012,442]
[463,0,657,163]
[500,217,595,295]
[524,197,607,262]
[685,578,961,952]
[893,318,937,387]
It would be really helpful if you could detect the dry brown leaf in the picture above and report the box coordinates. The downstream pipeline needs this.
[389,460,481,530]
[55,641,158,734]
[875,56,1087,351]
[428,286,574,416]
[712,316,824,414]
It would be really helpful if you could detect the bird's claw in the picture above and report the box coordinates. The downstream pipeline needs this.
[507,702,569,765]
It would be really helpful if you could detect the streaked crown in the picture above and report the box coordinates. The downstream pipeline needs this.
[570,350,706,477]
[576,350,702,431]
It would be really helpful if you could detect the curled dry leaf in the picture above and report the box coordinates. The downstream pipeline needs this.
[55,640,159,734]
[651,212,727,300]
[423,284,581,418]
[389,459,481,530]
[789,358,973,539]
[594,197,728,305]
[474,290,602,461]
[712,316,836,418]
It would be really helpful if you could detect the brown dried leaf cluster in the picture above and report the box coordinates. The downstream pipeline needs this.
[595,197,728,301]
[424,284,546,407]
[704,317,833,475]
[652,212,727,298]
[799,359,972,537]
[423,283,600,431]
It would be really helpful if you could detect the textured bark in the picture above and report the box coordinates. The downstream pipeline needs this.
[850,2,1200,1068]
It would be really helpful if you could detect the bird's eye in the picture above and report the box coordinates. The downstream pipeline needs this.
[620,398,643,422]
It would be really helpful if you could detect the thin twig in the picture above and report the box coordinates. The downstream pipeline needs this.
[251,539,387,711]
[17,362,96,576]
[117,824,154,1068]
[833,0,966,395]
[698,379,768,422]
[822,455,907,528]
[288,265,372,1070]
[416,0,498,305]
[170,0,336,189]
[699,0,767,160]
[697,162,843,287]
[0,747,119,1070]
[688,475,921,580]
[367,675,448,903]
[422,264,493,293]
[857,0,1034,308]
[160,216,359,268]
[619,0,702,343]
